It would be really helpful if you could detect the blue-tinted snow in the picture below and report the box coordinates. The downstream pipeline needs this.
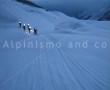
[0,0,110,90]
[36,0,110,18]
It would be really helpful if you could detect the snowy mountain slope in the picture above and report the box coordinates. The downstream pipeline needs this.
[99,9,110,21]
[16,0,43,8]
[76,7,110,21]
[0,0,110,90]
[35,0,110,20]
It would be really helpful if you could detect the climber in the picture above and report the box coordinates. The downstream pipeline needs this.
[27,24,30,29]
[18,21,22,28]
[34,28,38,35]
[23,24,26,31]
[28,26,33,33]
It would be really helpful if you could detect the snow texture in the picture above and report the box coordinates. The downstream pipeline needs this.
[0,0,110,90]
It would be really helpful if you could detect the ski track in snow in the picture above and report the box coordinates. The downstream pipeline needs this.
[0,26,110,90]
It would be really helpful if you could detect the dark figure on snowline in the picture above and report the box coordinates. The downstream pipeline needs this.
[27,24,30,27]
[23,24,26,31]
[28,26,32,33]
[27,24,30,29]
[34,28,38,35]
[18,21,22,28]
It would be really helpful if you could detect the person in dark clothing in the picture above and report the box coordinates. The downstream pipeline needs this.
[28,26,32,33]
[27,24,30,29]
[18,21,22,28]
[23,24,26,31]
[34,28,38,35]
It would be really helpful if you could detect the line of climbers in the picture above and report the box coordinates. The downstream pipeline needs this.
[18,21,38,35]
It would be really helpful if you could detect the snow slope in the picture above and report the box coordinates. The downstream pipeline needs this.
[35,0,110,20]
[0,0,110,90]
